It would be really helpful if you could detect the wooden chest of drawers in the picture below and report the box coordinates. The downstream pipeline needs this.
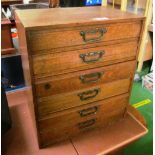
[15,7,145,148]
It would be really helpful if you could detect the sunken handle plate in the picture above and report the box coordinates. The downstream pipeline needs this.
[79,106,98,117]
[78,88,100,101]
[79,51,104,63]
[79,72,103,84]
[78,119,96,129]
[80,28,107,43]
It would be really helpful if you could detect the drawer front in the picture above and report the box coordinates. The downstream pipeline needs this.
[37,78,130,118]
[38,94,128,146]
[33,41,138,78]
[35,61,136,97]
[29,22,141,53]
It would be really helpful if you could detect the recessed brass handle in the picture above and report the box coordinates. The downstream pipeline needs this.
[78,88,100,101]
[79,72,103,84]
[78,119,96,129]
[80,51,104,63]
[79,106,98,117]
[80,28,107,43]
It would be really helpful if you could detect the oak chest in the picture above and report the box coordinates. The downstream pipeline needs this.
[15,7,145,147]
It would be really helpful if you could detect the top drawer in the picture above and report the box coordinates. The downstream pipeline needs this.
[28,21,142,54]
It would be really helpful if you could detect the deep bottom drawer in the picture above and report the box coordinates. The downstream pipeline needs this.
[38,94,129,147]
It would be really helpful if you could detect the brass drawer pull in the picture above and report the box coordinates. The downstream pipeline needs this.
[78,88,100,101]
[79,106,98,117]
[78,119,96,129]
[80,72,103,84]
[79,51,104,63]
[80,28,107,43]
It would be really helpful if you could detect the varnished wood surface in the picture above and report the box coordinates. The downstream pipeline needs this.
[15,15,41,145]
[2,0,22,5]
[71,112,148,155]
[15,15,32,86]
[33,42,137,78]
[1,48,16,55]
[39,94,129,128]
[28,38,139,55]
[29,22,141,52]
[1,18,16,55]
[1,24,13,49]
[39,109,126,147]
[35,61,136,97]
[15,6,144,29]
[39,94,129,146]
[5,88,147,154]
[37,78,130,118]
[4,89,77,155]
[16,6,145,147]
[127,105,147,127]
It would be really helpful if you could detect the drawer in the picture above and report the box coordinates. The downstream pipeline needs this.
[35,61,136,97]
[29,21,142,53]
[37,78,130,118]
[33,41,138,78]
[38,94,129,146]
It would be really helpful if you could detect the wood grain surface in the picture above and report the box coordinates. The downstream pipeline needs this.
[39,94,129,146]
[29,22,141,52]
[35,61,136,97]
[15,7,145,147]
[15,6,144,29]
[32,41,137,78]
[37,78,130,118]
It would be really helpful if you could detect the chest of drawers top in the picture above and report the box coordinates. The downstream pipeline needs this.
[16,7,144,55]
[16,6,144,29]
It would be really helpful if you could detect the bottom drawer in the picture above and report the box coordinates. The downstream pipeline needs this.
[38,94,129,147]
